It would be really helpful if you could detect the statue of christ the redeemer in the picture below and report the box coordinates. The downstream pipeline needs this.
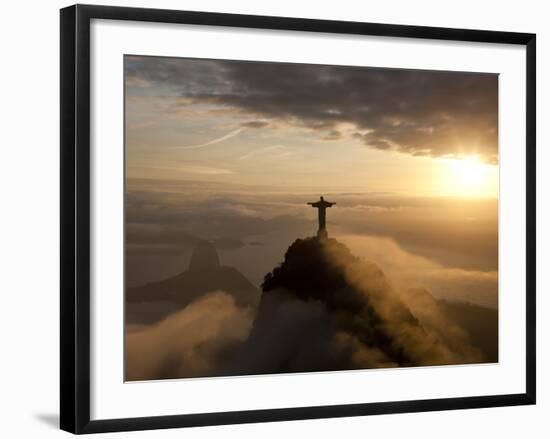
[308,196,335,239]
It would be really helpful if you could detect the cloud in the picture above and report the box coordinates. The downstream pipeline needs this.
[124,179,498,296]
[126,57,498,163]
[124,180,311,285]
[241,120,270,129]
[224,289,399,375]
[319,238,483,366]
[211,237,246,250]
[398,287,490,362]
[332,196,498,272]
[169,119,270,150]
[233,237,487,376]
[175,127,244,150]
[238,144,292,161]
[125,237,494,381]
[177,164,234,175]
[338,234,498,308]
[125,291,254,380]
[320,129,343,141]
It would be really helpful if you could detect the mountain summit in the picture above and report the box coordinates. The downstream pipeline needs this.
[126,240,260,325]
[229,236,484,375]
[189,240,221,271]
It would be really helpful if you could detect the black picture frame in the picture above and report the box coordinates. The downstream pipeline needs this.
[60,4,536,434]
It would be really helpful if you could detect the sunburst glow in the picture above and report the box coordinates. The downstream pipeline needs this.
[439,156,498,198]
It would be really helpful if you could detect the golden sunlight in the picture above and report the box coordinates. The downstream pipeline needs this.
[439,156,498,198]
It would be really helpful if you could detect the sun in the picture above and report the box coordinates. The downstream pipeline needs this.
[439,156,498,198]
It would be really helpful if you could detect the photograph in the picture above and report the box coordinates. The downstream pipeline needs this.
[124,55,500,382]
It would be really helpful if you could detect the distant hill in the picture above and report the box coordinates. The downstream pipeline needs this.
[401,287,497,363]
[439,299,498,362]
[126,241,260,325]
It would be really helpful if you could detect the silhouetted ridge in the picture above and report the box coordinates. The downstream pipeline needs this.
[262,237,392,313]
[230,237,493,376]
[189,240,220,271]
[238,236,447,373]
[126,240,260,325]
[263,237,353,298]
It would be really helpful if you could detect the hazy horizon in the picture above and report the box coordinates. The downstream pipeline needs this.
[125,55,498,304]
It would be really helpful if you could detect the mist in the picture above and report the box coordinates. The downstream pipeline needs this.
[126,237,496,381]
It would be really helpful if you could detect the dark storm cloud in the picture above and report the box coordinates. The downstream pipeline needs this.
[125,56,232,95]
[126,57,498,162]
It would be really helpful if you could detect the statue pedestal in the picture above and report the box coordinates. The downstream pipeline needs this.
[317,229,328,240]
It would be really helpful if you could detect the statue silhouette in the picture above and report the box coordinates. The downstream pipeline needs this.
[307,196,335,238]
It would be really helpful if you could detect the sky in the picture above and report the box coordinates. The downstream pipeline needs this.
[124,56,499,308]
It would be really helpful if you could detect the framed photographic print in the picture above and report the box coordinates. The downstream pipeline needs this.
[60,4,536,434]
